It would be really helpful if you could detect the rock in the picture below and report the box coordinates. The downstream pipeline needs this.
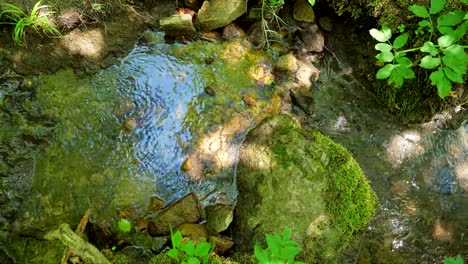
[275,53,298,72]
[159,14,197,40]
[204,85,216,96]
[298,25,325,53]
[131,233,167,252]
[149,193,202,236]
[233,115,378,262]
[184,0,204,11]
[319,16,333,31]
[290,87,315,115]
[243,95,257,107]
[198,0,248,31]
[141,30,165,45]
[295,60,319,88]
[222,23,245,40]
[123,118,137,132]
[293,0,315,22]
[209,236,235,254]
[246,22,265,48]
[147,196,164,213]
[205,204,235,235]
[175,223,209,240]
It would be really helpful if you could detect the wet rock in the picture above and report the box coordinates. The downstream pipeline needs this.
[200,31,223,42]
[198,0,248,31]
[204,85,216,96]
[290,87,315,115]
[123,118,137,132]
[175,223,208,240]
[113,98,135,118]
[209,236,235,254]
[298,25,325,53]
[184,0,204,11]
[149,193,202,236]
[222,23,245,40]
[243,95,257,107]
[205,204,234,235]
[58,8,83,31]
[275,53,298,72]
[319,16,333,32]
[293,0,315,22]
[295,60,319,88]
[141,30,165,45]
[159,14,197,40]
[131,233,167,252]
[233,115,378,262]
[247,21,265,48]
[147,196,165,213]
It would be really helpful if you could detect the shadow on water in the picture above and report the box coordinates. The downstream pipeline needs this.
[305,58,467,263]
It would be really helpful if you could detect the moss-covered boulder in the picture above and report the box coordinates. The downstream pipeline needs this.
[232,115,377,262]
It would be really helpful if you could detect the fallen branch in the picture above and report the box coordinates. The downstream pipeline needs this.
[45,223,111,264]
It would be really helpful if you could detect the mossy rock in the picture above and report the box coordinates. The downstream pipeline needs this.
[233,114,377,263]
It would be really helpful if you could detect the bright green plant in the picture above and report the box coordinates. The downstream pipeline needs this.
[0,1,61,46]
[369,0,468,98]
[117,219,132,233]
[444,255,464,264]
[254,228,304,264]
[167,230,213,264]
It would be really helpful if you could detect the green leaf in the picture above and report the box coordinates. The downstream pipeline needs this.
[375,43,392,52]
[187,257,200,264]
[254,245,270,263]
[421,41,439,56]
[395,51,407,58]
[452,20,468,41]
[420,55,441,69]
[369,26,392,42]
[308,0,315,6]
[172,231,183,248]
[408,5,430,18]
[376,52,394,62]
[282,228,292,240]
[180,241,195,256]
[437,11,465,26]
[430,68,452,98]
[376,64,394,79]
[437,25,453,34]
[443,67,464,83]
[194,242,211,257]
[281,246,302,260]
[437,34,455,48]
[395,65,415,79]
[388,70,404,88]
[419,20,431,27]
[117,219,132,233]
[392,33,408,49]
[395,57,412,67]
[430,0,446,14]
[167,248,179,259]
[442,55,467,75]
[444,255,464,264]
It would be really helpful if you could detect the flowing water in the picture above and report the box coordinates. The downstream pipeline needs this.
[0,32,467,263]
[306,60,467,263]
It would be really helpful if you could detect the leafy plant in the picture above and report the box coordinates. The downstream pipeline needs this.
[167,229,213,264]
[254,228,304,264]
[117,219,132,233]
[369,0,468,98]
[444,255,464,264]
[0,1,61,46]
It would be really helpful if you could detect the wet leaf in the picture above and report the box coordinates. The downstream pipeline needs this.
[437,34,455,48]
[369,26,392,42]
[375,43,392,52]
[376,52,394,62]
[438,11,465,26]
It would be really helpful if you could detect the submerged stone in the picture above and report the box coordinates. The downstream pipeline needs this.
[233,115,377,262]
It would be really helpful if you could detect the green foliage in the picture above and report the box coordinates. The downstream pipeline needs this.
[0,1,61,46]
[167,230,213,264]
[444,255,464,264]
[369,0,468,98]
[117,219,132,233]
[254,228,304,264]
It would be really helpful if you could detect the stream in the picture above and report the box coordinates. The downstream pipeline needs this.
[0,31,466,263]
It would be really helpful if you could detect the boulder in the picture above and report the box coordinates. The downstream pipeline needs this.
[233,115,377,262]
[149,193,201,236]
[159,14,197,39]
[293,0,315,22]
[198,0,248,31]
[205,204,235,235]
[275,53,298,72]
